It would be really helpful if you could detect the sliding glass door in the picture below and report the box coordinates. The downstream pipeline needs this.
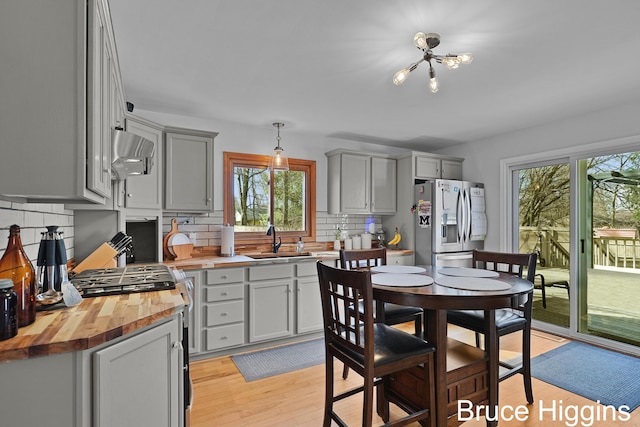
[512,149,640,349]
[578,152,640,347]
[514,161,571,328]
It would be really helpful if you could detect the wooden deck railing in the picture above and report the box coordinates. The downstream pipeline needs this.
[520,227,640,270]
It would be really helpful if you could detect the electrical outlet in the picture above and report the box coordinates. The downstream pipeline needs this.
[176,216,195,225]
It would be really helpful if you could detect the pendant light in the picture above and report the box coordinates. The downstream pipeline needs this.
[269,122,289,171]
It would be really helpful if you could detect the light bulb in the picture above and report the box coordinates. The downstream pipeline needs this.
[442,56,461,69]
[413,32,427,49]
[458,53,473,64]
[429,77,439,93]
[393,68,410,85]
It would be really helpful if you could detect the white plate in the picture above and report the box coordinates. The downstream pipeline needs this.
[370,265,426,274]
[438,267,499,278]
[168,233,191,255]
[371,273,433,287]
[435,276,511,291]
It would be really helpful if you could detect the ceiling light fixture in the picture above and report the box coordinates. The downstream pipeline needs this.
[393,32,473,93]
[269,122,289,171]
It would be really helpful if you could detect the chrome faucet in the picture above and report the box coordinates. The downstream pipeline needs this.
[266,224,281,253]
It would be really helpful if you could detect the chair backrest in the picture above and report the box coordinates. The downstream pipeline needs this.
[472,249,537,283]
[316,261,374,364]
[339,248,386,270]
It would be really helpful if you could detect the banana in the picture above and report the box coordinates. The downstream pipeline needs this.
[387,227,402,246]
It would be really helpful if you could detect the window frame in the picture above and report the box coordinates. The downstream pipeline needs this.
[223,151,316,244]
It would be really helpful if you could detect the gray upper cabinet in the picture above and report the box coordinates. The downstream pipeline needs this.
[164,127,216,212]
[123,115,163,209]
[0,0,124,203]
[326,150,396,214]
[414,154,463,180]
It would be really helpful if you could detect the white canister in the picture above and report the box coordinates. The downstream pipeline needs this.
[344,238,353,250]
[352,235,362,250]
[361,232,372,249]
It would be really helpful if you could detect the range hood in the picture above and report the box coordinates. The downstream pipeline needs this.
[111,128,155,180]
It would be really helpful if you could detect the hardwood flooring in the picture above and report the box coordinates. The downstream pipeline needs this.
[190,326,640,426]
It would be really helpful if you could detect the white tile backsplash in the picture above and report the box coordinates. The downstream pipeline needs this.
[0,201,74,265]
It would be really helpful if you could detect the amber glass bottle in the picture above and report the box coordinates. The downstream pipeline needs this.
[0,225,36,327]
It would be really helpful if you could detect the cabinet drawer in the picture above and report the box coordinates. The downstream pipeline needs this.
[207,268,244,285]
[249,264,293,281]
[296,261,318,277]
[205,284,244,302]
[206,301,244,326]
[205,324,245,350]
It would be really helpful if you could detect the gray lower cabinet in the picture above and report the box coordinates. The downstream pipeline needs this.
[93,316,183,427]
[203,268,246,351]
[0,314,183,427]
[248,264,294,342]
[296,261,323,333]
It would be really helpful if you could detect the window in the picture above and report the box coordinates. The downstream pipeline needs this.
[224,152,316,243]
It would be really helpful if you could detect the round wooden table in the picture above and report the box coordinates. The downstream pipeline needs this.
[372,266,533,427]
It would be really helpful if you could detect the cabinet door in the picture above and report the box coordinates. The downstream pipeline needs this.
[371,156,396,213]
[414,156,441,179]
[93,316,182,427]
[296,276,323,333]
[165,131,214,211]
[340,153,370,213]
[249,280,293,342]
[124,116,163,209]
[441,159,463,180]
[87,1,112,198]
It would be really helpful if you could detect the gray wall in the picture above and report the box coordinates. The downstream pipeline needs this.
[435,100,640,250]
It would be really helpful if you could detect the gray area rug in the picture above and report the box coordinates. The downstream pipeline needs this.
[232,338,325,382]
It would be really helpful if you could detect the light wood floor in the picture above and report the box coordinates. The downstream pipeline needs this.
[190,326,640,427]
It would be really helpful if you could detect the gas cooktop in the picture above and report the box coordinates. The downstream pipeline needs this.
[70,264,176,297]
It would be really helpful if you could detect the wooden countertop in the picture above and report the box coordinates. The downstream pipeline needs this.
[163,249,414,271]
[0,289,186,362]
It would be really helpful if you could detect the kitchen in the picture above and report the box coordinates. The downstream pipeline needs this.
[1,0,640,426]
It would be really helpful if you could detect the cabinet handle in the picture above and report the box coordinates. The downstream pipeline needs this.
[221,312,228,316]
[172,341,183,350]
[127,193,132,197]
[221,336,228,340]
[221,275,228,279]
[221,292,228,296]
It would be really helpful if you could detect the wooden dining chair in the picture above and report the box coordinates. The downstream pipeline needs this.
[446,249,537,403]
[316,262,436,427]
[339,248,424,379]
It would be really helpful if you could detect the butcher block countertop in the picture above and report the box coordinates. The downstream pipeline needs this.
[0,289,185,362]
[163,248,414,271]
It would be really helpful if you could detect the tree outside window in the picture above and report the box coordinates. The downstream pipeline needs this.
[224,152,316,243]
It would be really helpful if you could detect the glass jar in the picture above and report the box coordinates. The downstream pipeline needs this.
[0,225,36,327]
[0,278,18,340]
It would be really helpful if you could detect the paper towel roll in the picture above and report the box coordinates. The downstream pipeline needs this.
[221,224,235,256]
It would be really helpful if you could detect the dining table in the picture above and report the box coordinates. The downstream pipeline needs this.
[370,265,533,427]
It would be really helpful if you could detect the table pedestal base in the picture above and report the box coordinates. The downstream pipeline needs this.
[384,338,489,427]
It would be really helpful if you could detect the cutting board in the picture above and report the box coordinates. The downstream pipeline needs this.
[163,218,180,260]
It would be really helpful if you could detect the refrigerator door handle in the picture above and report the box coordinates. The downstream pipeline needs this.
[456,188,463,243]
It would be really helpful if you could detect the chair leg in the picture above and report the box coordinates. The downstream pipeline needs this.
[362,375,375,427]
[522,326,534,404]
[414,312,423,337]
[324,354,334,427]
[342,363,350,379]
[541,284,546,309]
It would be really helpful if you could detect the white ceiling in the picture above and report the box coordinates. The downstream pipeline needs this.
[109,0,640,151]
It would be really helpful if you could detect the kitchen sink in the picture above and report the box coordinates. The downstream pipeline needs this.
[246,251,313,259]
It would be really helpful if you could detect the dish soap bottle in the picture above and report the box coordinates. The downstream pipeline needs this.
[0,225,36,327]
[296,236,304,253]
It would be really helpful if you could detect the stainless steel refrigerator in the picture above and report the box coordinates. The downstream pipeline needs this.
[414,179,486,268]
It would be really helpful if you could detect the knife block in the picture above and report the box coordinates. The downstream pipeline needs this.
[72,242,118,274]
